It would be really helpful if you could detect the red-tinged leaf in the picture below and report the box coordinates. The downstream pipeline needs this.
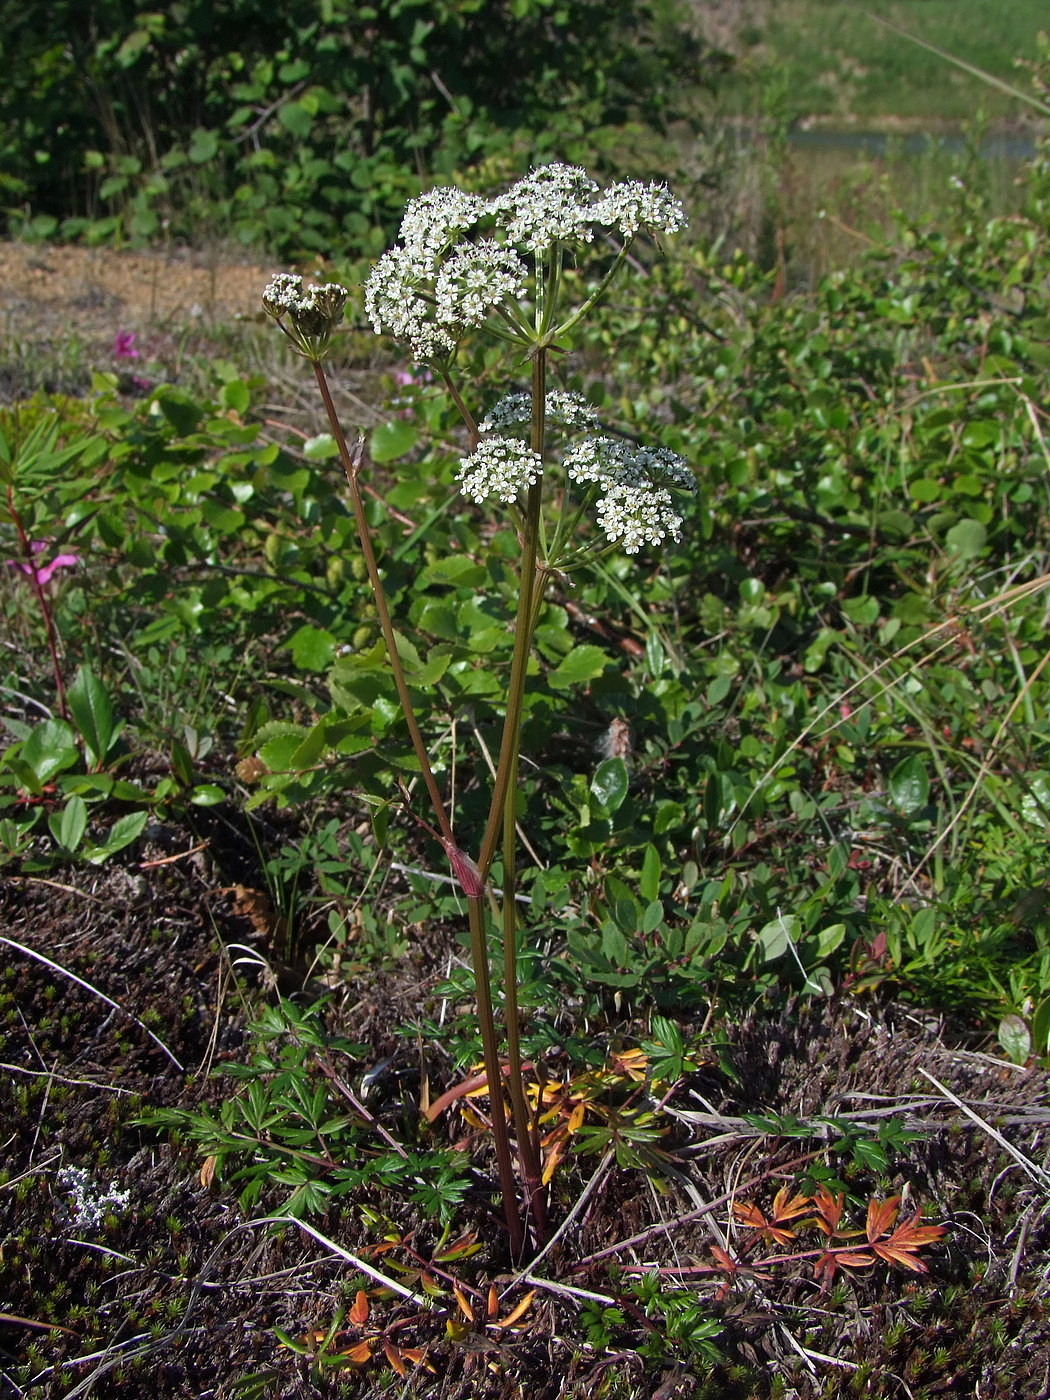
[835,1249,876,1270]
[384,1341,407,1376]
[873,1242,931,1273]
[454,1285,474,1322]
[486,1285,499,1320]
[434,1231,481,1262]
[813,1185,845,1236]
[872,1210,946,1271]
[710,1244,738,1274]
[349,1289,369,1326]
[813,1251,840,1287]
[865,1194,901,1243]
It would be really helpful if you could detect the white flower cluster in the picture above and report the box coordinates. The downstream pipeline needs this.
[457,439,544,504]
[479,389,600,436]
[56,1165,130,1232]
[364,165,685,361]
[563,436,695,553]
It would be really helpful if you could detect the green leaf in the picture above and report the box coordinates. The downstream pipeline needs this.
[370,420,418,463]
[187,127,220,164]
[286,625,336,672]
[888,754,929,817]
[49,795,88,853]
[640,844,661,902]
[17,719,80,784]
[997,1014,1031,1066]
[591,757,628,813]
[303,433,338,460]
[84,809,149,863]
[547,645,608,690]
[67,666,118,768]
[814,923,846,959]
[944,518,987,558]
[757,914,800,961]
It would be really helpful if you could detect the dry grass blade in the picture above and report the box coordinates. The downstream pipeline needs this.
[918,1068,1050,1189]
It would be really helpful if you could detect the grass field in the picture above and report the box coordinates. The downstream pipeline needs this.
[721,0,1048,122]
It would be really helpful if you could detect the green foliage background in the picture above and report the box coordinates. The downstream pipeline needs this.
[0,0,712,255]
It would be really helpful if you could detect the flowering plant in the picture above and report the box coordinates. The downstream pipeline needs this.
[264,163,691,1259]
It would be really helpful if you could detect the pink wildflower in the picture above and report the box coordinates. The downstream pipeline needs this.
[113,330,140,360]
[9,540,80,586]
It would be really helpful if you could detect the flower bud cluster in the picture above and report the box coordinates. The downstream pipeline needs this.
[262,273,348,359]
[479,389,600,435]
[364,164,685,363]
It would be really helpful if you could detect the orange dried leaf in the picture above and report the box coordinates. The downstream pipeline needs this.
[865,1194,901,1244]
[771,1186,813,1223]
[566,1100,587,1133]
[400,1347,435,1373]
[454,1285,474,1323]
[199,1155,217,1189]
[732,1200,768,1230]
[384,1341,407,1376]
[491,1289,537,1330]
[835,1248,876,1270]
[487,1284,499,1320]
[813,1185,845,1236]
[338,1340,374,1366]
[349,1289,369,1326]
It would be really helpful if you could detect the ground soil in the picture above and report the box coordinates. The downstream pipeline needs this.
[2,244,1050,1399]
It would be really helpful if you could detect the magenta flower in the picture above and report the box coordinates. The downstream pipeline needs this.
[9,540,80,586]
[113,330,140,360]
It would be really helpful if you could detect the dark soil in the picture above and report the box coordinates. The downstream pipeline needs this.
[3,812,1049,1399]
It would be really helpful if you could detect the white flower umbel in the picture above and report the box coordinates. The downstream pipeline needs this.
[480,389,600,436]
[364,164,686,364]
[565,436,694,554]
[458,439,544,504]
[488,163,600,252]
[589,180,687,240]
[56,1165,130,1232]
[434,242,529,333]
[398,187,486,264]
[364,247,457,363]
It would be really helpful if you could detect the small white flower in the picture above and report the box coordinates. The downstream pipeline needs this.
[589,180,687,239]
[565,436,693,553]
[488,163,600,252]
[457,439,543,503]
[434,242,528,332]
[479,389,600,435]
[56,1166,130,1232]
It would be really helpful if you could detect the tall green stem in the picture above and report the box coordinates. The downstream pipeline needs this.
[314,360,525,1254]
[313,362,453,847]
